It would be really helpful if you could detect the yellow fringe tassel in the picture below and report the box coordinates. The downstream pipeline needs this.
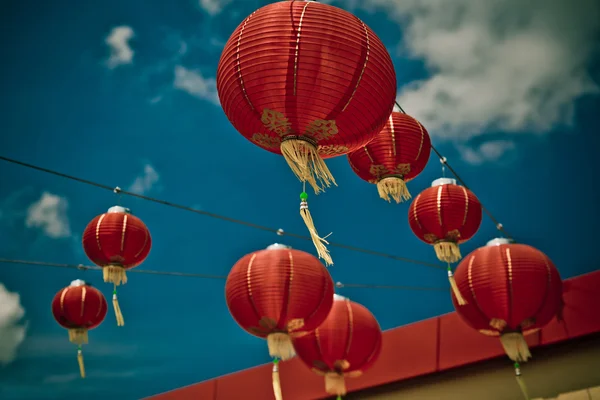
[103,265,128,286]
[77,348,86,378]
[447,267,467,305]
[300,204,333,266]
[325,373,347,396]
[68,328,89,345]
[500,333,532,362]
[433,241,462,263]
[267,333,296,361]
[280,138,336,195]
[376,177,411,203]
[272,361,283,400]
[112,291,125,327]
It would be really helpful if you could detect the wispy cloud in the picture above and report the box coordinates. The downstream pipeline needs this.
[127,164,160,195]
[0,284,27,366]
[25,192,71,239]
[173,65,220,105]
[20,336,139,359]
[105,26,135,68]
[43,369,139,384]
[199,0,232,15]
[458,140,516,165]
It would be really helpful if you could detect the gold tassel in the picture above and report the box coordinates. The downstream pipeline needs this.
[68,328,89,345]
[272,359,283,400]
[300,193,333,266]
[376,177,411,203]
[500,332,532,362]
[103,265,128,285]
[77,347,86,378]
[267,333,296,361]
[324,373,347,397]
[112,288,125,327]
[280,138,336,194]
[433,241,462,263]
[514,363,530,400]
[447,265,467,305]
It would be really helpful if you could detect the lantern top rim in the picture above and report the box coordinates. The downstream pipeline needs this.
[70,279,87,287]
[486,237,514,247]
[333,294,347,301]
[266,243,292,250]
[107,205,131,214]
[431,178,457,187]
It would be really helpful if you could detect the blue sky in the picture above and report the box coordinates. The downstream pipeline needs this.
[0,0,599,399]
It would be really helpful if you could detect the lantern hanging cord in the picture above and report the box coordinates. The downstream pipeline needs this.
[0,258,450,292]
[0,155,443,270]
[393,101,513,240]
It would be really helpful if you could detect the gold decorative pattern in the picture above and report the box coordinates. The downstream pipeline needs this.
[479,329,500,337]
[251,133,281,149]
[80,287,87,318]
[460,186,469,226]
[341,21,370,112]
[415,120,425,160]
[389,114,396,157]
[369,165,388,177]
[305,119,339,141]
[344,299,354,356]
[521,318,536,330]
[412,194,423,229]
[247,317,278,336]
[394,163,411,176]
[261,109,292,136]
[236,12,256,111]
[120,215,128,252]
[284,250,296,331]
[95,214,106,252]
[60,287,70,313]
[245,253,264,332]
[506,248,514,327]
[436,185,443,226]
[423,233,438,243]
[490,318,507,331]
[293,2,311,96]
[318,145,348,157]
[287,319,305,332]
[446,229,461,242]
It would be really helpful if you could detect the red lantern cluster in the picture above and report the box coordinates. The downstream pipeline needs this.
[452,239,562,362]
[51,280,108,378]
[293,294,382,397]
[348,112,431,203]
[82,205,152,326]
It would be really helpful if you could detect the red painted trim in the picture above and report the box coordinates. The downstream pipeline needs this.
[147,270,600,400]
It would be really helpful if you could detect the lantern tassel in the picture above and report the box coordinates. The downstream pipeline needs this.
[112,288,125,327]
[377,177,411,203]
[77,346,86,379]
[447,265,467,305]
[500,332,532,362]
[514,363,530,400]
[325,373,347,397]
[68,328,89,345]
[433,241,462,263]
[299,192,333,266]
[267,333,296,361]
[281,138,336,194]
[103,265,128,286]
[272,358,283,400]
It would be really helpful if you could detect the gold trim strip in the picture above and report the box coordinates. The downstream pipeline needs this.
[461,186,469,226]
[344,299,354,356]
[415,120,425,160]
[95,214,106,252]
[120,215,128,253]
[341,21,370,112]
[293,2,311,96]
[505,248,514,325]
[436,186,443,226]
[80,287,87,318]
[412,194,423,229]
[134,225,149,258]
[363,146,374,163]
[389,114,396,157]
[60,288,70,313]
[285,250,294,324]
[236,12,256,111]
[245,253,262,321]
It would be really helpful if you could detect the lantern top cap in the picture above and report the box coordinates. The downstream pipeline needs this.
[333,294,347,301]
[70,279,87,287]
[107,206,131,214]
[431,178,457,187]
[266,243,292,250]
[486,238,514,247]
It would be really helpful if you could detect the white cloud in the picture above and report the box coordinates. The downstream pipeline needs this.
[0,284,27,366]
[128,164,160,195]
[331,0,600,140]
[458,140,516,165]
[105,26,135,68]
[199,0,232,15]
[173,65,220,105]
[25,192,71,239]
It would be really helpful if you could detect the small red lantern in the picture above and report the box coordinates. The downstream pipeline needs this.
[225,243,335,400]
[347,112,431,203]
[51,279,108,378]
[82,206,151,326]
[452,239,562,398]
[292,295,382,398]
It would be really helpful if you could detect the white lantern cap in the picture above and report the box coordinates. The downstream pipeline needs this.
[70,279,86,287]
[431,178,457,187]
[107,205,131,214]
[266,243,292,250]
[486,238,514,247]
[333,294,347,301]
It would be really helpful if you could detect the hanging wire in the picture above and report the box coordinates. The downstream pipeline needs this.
[0,155,444,270]
[393,101,513,240]
[0,258,449,292]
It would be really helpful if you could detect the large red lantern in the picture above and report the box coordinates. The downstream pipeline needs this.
[225,243,335,400]
[452,238,562,398]
[293,295,382,399]
[51,279,108,378]
[82,205,151,326]
[347,112,431,203]
[216,1,397,264]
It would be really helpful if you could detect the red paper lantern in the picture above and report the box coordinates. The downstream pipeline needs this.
[82,205,151,326]
[216,0,397,194]
[452,238,562,363]
[347,112,431,203]
[293,295,382,398]
[51,279,108,378]
[408,178,482,263]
